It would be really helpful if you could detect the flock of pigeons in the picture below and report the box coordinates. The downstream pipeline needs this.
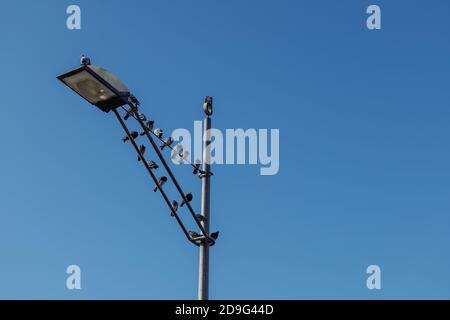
[120,96,218,243]
[80,54,219,243]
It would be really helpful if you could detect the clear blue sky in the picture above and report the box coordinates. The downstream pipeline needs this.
[0,0,449,299]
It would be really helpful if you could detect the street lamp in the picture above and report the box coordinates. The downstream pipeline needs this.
[57,55,217,300]
[57,64,131,112]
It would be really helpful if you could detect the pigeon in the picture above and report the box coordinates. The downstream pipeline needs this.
[128,94,140,106]
[80,54,91,66]
[153,176,167,192]
[123,106,137,121]
[181,193,193,207]
[171,201,179,217]
[147,160,159,170]
[140,121,155,136]
[193,159,201,175]
[122,131,139,143]
[172,144,183,160]
[203,96,213,116]
[210,231,219,241]
[178,150,190,164]
[154,128,163,139]
[189,231,200,239]
[196,214,208,222]
[138,113,147,122]
[160,137,174,151]
[137,145,146,161]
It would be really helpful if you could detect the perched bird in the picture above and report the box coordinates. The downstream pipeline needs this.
[178,150,190,164]
[128,94,140,106]
[181,193,193,207]
[153,176,167,192]
[154,128,163,139]
[140,120,155,136]
[189,231,200,239]
[80,54,91,66]
[171,200,179,217]
[137,145,146,162]
[147,160,159,170]
[172,144,183,160]
[122,131,139,143]
[138,113,147,122]
[160,137,174,151]
[210,231,220,241]
[193,159,201,175]
[203,96,213,116]
[196,214,208,222]
[123,106,137,121]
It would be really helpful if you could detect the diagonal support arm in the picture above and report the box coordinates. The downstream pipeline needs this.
[112,109,200,246]
[129,106,216,246]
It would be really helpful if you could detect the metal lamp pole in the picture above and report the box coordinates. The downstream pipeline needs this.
[198,97,213,300]
[57,57,219,300]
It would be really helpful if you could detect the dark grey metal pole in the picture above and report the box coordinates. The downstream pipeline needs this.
[198,113,212,300]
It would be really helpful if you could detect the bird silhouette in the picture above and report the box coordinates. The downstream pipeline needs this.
[122,131,139,143]
[196,214,208,222]
[160,137,174,151]
[154,128,163,139]
[189,231,200,239]
[203,96,213,116]
[140,120,155,136]
[181,193,193,207]
[80,54,91,66]
[128,94,140,106]
[172,144,183,160]
[178,150,190,164]
[147,160,159,170]
[137,145,146,161]
[138,113,147,122]
[210,231,219,241]
[171,201,179,217]
[193,159,201,175]
[123,106,136,121]
[153,176,168,192]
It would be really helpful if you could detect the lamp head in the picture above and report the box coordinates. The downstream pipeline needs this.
[57,60,132,113]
